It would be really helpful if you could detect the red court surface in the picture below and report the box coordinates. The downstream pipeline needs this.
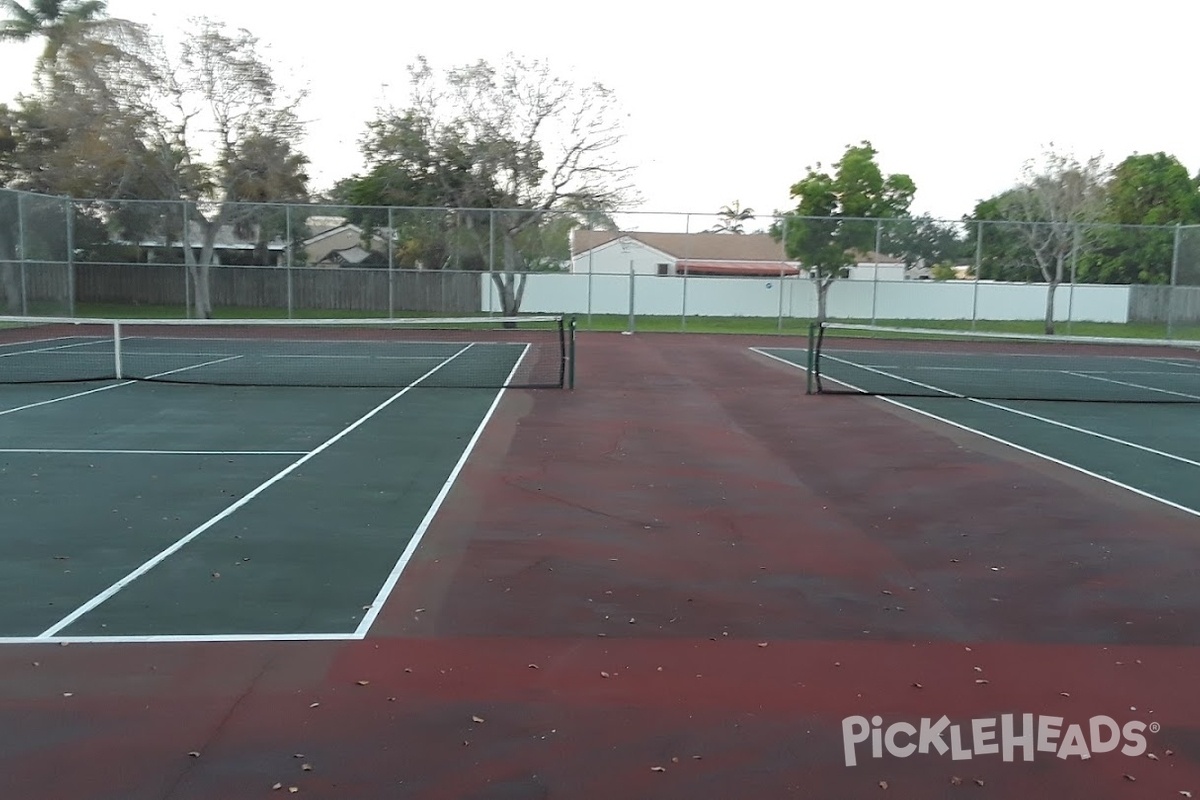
[3,330,1200,799]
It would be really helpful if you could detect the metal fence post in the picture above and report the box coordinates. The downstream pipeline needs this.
[1169,223,1183,338]
[777,216,788,330]
[388,206,396,318]
[627,260,635,334]
[680,213,690,331]
[285,204,294,319]
[870,219,882,326]
[16,192,27,315]
[586,238,594,329]
[183,200,191,318]
[65,197,76,316]
[1067,224,1079,335]
[972,220,983,330]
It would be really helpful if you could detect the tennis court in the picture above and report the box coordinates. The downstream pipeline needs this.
[0,315,572,641]
[754,323,1200,517]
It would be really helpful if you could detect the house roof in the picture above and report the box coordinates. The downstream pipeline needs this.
[678,260,801,277]
[572,230,789,263]
[318,245,373,266]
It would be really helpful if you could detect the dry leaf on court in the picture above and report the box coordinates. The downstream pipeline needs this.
[272,783,282,791]
[1148,753,1159,760]
[974,779,985,787]
[878,780,888,789]
[1123,774,1136,782]
[600,671,610,678]
[301,764,312,772]
[651,766,666,773]
[949,776,962,786]
[356,680,370,686]
[187,751,200,758]
[472,715,485,723]
[308,702,319,708]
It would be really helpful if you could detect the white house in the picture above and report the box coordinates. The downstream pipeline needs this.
[570,230,802,277]
[846,252,909,281]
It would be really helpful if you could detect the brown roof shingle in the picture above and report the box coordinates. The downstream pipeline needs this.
[572,230,788,262]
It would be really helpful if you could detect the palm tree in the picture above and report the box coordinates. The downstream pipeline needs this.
[0,0,110,65]
[711,200,756,234]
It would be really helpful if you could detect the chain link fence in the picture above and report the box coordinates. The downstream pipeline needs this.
[2,186,1200,340]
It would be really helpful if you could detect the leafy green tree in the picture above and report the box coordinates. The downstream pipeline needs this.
[881,213,970,270]
[772,141,915,321]
[965,194,1040,282]
[1,0,107,64]
[710,200,754,234]
[1079,152,1200,284]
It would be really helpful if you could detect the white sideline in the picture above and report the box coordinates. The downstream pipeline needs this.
[354,343,532,638]
[36,344,474,639]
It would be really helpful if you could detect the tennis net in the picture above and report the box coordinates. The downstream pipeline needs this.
[0,315,573,389]
[808,323,1200,403]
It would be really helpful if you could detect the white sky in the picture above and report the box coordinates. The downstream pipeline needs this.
[2,0,1197,226]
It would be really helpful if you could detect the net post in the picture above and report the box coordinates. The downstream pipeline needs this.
[805,321,817,395]
[112,321,123,379]
[568,315,577,390]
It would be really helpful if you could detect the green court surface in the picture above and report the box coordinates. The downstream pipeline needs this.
[755,347,1200,518]
[0,377,508,642]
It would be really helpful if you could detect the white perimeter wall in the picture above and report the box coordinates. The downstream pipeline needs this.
[482,274,1132,323]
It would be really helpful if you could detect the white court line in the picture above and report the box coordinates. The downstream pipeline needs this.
[0,632,358,645]
[0,338,108,359]
[0,355,243,418]
[1065,370,1200,402]
[0,335,78,351]
[750,347,1200,520]
[822,354,1200,470]
[0,448,306,456]
[355,343,531,638]
[36,344,475,639]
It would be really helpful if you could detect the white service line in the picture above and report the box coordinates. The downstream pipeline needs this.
[1065,369,1200,402]
[0,338,108,358]
[36,344,475,639]
[0,355,243,417]
[0,335,79,351]
[355,343,531,638]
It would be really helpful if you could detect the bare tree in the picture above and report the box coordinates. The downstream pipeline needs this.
[1000,148,1109,334]
[365,54,636,318]
[137,18,308,317]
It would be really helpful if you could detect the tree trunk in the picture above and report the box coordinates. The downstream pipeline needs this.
[0,263,20,314]
[816,272,835,323]
[184,215,224,319]
[492,233,529,328]
[1044,279,1058,335]
[0,228,20,313]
